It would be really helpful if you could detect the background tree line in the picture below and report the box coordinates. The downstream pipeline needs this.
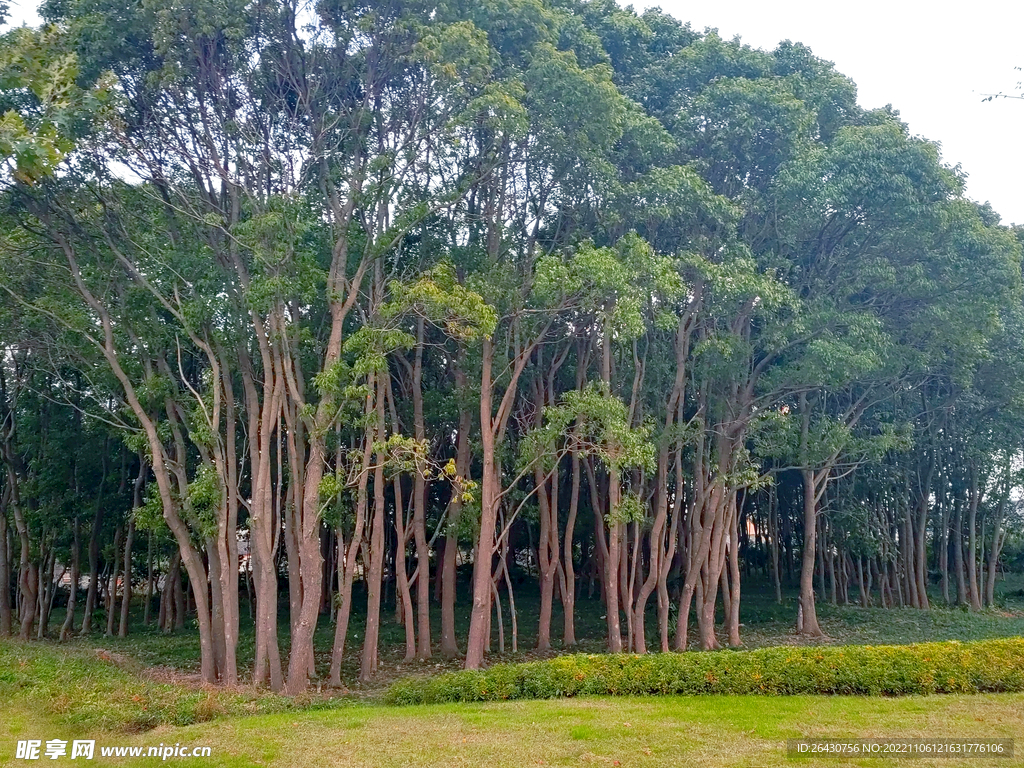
[1,0,1022,693]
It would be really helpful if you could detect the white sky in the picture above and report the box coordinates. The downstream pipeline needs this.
[633,0,1024,226]
[4,0,1022,225]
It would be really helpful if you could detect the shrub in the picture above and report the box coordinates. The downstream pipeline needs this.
[384,638,1024,705]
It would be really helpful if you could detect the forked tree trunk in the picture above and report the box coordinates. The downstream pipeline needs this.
[392,474,417,661]
[328,392,372,687]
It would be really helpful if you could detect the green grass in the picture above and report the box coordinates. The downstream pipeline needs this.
[3,637,1024,767]
[0,640,347,734]
[46,575,1024,692]
[149,694,1023,768]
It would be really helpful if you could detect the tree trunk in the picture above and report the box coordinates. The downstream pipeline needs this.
[143,530,154,626]
[57,518,78,639]
[0,491,11,637]
[465,339,498,670]
[328,392,372,687]
[562,450,580,646]
[118,513,135,637]
[411,318,432,660]
[79,479,105,636]
[967,464,982,611]
[360,374,388,682]
[105,524,123,637]
[392,474,417,661]
[440,367,472,658]
[798,468,824,637]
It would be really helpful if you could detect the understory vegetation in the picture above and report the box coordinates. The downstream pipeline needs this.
[385,638,1024,704]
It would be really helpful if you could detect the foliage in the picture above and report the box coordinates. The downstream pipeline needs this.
[386,639,1024,704]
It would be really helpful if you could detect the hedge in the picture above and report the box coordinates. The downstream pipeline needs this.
[384,638,1024,705]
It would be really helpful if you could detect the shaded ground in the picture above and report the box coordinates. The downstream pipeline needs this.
[47,574,1024,694]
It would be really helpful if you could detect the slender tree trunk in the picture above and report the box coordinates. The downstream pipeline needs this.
[769,483,782,604]
[172,559,185,631]
[105,524,122,637]
[118,513,135,637]
[392,475,416,661]
[798,468,824,637]
[411,318,432,660]
[940,493,951,606]
[360,374,388,682]
[440,365,472,658]
[0,491,11,637]
[466,340,498,670]
[80,474,105,636]
[562,450,580,646]
[954,498,967,606]
[328,392,372,687]
[241,344,284,691]
[727,501,742,647]
[914,478,930,609]
[143,530,154,626]
[967,464,982,611]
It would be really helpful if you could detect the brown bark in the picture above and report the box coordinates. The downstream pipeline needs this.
[561,449,580,646]
[118,512,136,637]
[798,467,824,638]
[328,385,373,686]
[967,463,983,611]
[465,340,497,670]
[105,524,122,637]
[240,340,284,691]
[391,469,417,661]
[0,488,10,637]
[142,530,154,626]
[440,396,471,658]
[79,455,106,636]
[410,318,432,659]
[466,323,543,668]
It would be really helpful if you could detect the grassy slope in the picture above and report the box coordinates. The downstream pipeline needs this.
[3,641,1024,767]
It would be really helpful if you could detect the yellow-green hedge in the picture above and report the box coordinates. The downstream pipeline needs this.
[384,639,1024,704]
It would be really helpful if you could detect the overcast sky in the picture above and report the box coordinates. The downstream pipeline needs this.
[4,0,1022,225]
[633,0,1024,226]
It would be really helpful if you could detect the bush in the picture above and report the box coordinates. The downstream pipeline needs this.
[384,638,1024,705]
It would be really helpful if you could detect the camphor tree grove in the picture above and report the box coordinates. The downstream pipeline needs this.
[0,0,1022,691]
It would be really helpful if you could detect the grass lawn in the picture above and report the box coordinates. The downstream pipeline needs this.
[3,640,1024,767]
[4,683,1024,767]
[139,693,1024,768]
